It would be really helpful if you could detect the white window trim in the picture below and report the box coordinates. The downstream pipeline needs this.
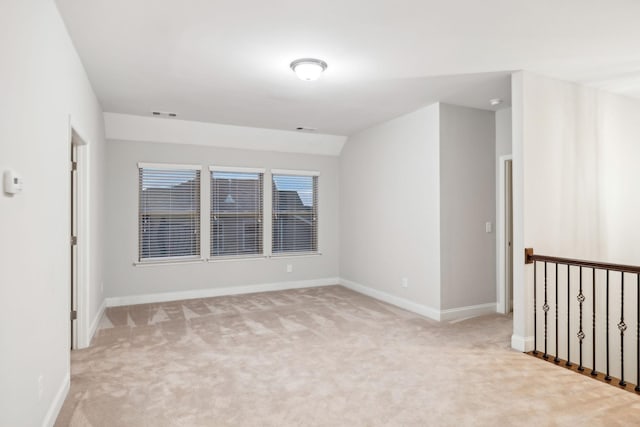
[270,169,320,177]
[271,171,320,256]
[207,255,268,263]
[134,257,206,267]
[138,162,202,170]
[210,165,266,174]
[134,164,324,265]
[210,167,265,260]
[269,252,322,259]
[138,163,203,264]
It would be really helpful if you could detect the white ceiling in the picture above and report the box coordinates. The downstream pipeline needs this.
[56,0,640,136]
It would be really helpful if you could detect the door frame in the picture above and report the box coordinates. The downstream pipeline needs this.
[68,118,90,349]
[497,154,513,314]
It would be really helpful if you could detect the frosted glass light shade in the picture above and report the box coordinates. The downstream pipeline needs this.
[290,58,327,81]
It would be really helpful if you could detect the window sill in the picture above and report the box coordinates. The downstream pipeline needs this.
[269,252,322,259]
[132,253,322,266]
[133,258,205,267]
[207,255,268,263]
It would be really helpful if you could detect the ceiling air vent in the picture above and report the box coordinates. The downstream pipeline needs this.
[296,127,317,132]
[151,111,177,118]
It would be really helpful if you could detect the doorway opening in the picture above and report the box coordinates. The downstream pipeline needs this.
[498,155,513,314]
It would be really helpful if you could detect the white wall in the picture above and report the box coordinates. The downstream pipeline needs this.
[512,71,640,351]
[511,72,529,350]
[105,139,340,301]
[0,1,106,426]
[104,112,346,156]
[439,104,496,310]
[495,108,512,160]
[591,94,640,265]
[340,103,442,311]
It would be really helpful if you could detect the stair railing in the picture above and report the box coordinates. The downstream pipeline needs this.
[525,248,640,393]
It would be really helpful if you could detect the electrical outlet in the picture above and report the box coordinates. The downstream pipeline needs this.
[286,264,293,273]
[38,375,44,400]
[401,277,408,288]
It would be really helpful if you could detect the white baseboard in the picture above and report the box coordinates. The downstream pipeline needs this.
[340,278,498,322]
[339,278,441,321]
[511,334,534,352]
[87,299,106,344]
[104,276,497,324]
[42,372,70,427]
[105,277,340,307]
[440,302,498,322]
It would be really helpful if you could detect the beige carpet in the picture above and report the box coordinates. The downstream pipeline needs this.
[56,285,640,426]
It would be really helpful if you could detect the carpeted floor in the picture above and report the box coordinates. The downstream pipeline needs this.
[56,285,640,426]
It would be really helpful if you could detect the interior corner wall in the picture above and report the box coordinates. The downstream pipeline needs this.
[339,103,441,311]
[0,1,106,426]
[105,140,340,300]
[439,104,496,310]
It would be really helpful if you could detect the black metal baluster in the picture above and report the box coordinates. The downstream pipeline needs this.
[605,270,611,381]
[555,263,560,363]
[592,268,597,376]
[636,273,640,392]
[533,261,537,355]
[578,266,585,371]
[524,251,640,392]
[566,265,572,367]
[543,262,549,359]
[619,273,627,387]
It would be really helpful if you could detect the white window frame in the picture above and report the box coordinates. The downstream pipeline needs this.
[270,169,320,257]
[136,162,204,265]
[209,166,267,261]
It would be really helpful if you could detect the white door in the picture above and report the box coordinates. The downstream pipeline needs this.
[70,143,78,348]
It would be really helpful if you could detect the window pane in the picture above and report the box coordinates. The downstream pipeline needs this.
[272,174,318,254]
[139,168,201,260]
[211,171,263,257]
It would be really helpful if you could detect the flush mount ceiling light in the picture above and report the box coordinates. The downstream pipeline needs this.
[290,58,328,81]
[489,98,503,106]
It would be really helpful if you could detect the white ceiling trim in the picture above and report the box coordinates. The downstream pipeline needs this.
[104,113,347,156]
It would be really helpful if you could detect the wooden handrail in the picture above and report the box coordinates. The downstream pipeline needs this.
[525,248,640,274]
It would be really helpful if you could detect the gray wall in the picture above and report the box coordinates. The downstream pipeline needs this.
[340,104,442,309]
[105,140,339,298]
[439,104,496,309]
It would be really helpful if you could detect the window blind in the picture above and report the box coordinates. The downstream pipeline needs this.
[138,167,201,261]
[272,174,318,254]
[211,170,264,257]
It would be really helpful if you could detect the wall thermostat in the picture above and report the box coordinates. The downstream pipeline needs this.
[3,170,23,195]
